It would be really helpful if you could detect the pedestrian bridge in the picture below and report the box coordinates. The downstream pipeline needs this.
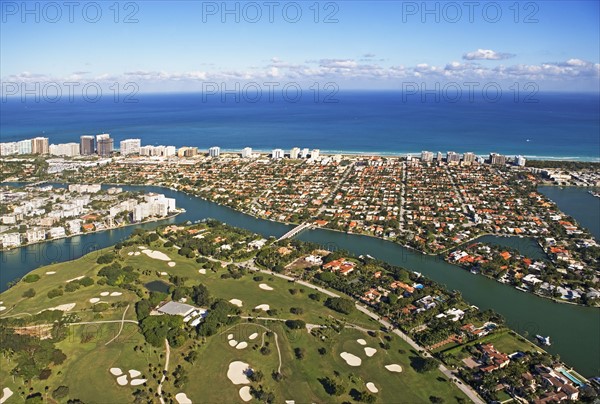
[277,222,314,241]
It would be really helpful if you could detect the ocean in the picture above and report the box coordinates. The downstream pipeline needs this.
[1,91,599,160]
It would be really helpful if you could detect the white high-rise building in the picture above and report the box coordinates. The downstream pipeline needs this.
[311,149,320,159]
[120,139,141,156]
[209,146,221,157]
[463,152,476,165]
[272,149,284,159]
[17,139,32,154]
[0,142,18,156]
[301,148,309,158]
[49,143,80,157]
[241,147,253,158]
[421,151,433,162]
[515,155,527,167]
[290,147,300,159]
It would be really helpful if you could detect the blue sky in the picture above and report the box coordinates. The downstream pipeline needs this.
[1,0,599,92]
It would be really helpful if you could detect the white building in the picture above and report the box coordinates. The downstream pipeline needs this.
[421,151,434,162]
[48,227,66,239]
[26,228,46,243]
[66,219,83,235]
[311,149,320,159]
[68,184,101,193]
[0,233,21,248]
[133,194,176,222]
[515,155,527,167]
[272,149,284,159]
[290,147,300,159]
[209,146,221,157]
[17,139,32,154]
[0,142,18,156]
[120,139,141,156]
[241,147,253,158]
[301,148,310,158]
[49,143,80,157]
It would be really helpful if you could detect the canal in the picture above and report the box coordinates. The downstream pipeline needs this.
[1,184,598,376]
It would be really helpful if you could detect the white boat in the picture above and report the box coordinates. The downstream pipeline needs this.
[536,335,551,346]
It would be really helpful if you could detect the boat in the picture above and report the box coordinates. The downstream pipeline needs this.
[536,335,551,346]
[588,190,600,198]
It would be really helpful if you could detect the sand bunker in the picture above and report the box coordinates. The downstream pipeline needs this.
[364,347,377,357]
[254,304,270,311]
[110,292,123,297]
[160,272,168,276]
[47,303,76,312]
[168,262,176,267]
[129,369,141,378]
[249,333,258,340]
[340,352,362,366]
[198,268,206,274]
[45,271,56,275]
[239,386,252,402]
[110,368,123,376]
[227,334,234,340]
[1,387,14,404]
[229,299,243,307]
[130,379,147,386]
[128,252,134,256]
[134,251,141,256]
[65,276,84,283]
[116,375,128,386]
[228,339,238,347]
[138,246,147,250]
[357,338,367,345]
[259,283,273,291]
[89,298,100,304]
[385,364,402,372]
[236,342,248,349]
[100,292,110,296]
[366,382,379,393]
[141,249,171,261]
[0,307,5,312]
[227,361,251,385]
[285,401,295,404]
[175,393,192,404]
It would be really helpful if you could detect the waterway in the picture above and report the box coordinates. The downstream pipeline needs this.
[1,183,598,376]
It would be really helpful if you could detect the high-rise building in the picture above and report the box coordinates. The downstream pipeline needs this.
[301,148,310,158]
[209,146,221,157]
[463,152,476,165]
[489,153,506,166]
[446,151,460,164]
[421,151,434,162]
[120,139,141,156]
[32,137,49,154]
[515,155,527,167]
[80,136,95,155]
[271,149,284,159]
[290,147,300,159]
[436,151,443,162]
[178,147,198,157]
[17,139,32,155]
[311,149,320,159]
[0,142,18,156]
[49,143,80,157]
[241,147,253,158]
[96,134,114,157]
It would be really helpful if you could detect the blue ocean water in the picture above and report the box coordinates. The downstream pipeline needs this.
[1,91,598,160]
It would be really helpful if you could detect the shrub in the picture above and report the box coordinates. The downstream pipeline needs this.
[23,274,40,283]
[79,276,94,287]
[96,253,115,264]
[47,288,64,299]
[93,303,109,312]
[324,297,355,315]
[52,386,69,400]
[285,319,306,330]
[22,288,36,298]
[65,282,80,293]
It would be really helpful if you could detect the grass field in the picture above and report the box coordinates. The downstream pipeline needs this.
[1,240,470,403]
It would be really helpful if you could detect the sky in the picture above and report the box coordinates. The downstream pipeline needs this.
[1,0,599,93]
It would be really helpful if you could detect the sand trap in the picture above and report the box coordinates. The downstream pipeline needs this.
[116,375,128,386]
[364,347,377,357]
[357,338,367,345]
[168,262,176,267]
[45,271,56,275]
[160,272,168,276]
[110,367,123,376]
[175,393,192,404]
[47,303,76,312]
[89,298,100,304]
[130,379,147,386]
[228,339,238,347]
[259,283,273,291]
[227,334,234,340]
[110,292,123,297]
[199,268,206,274]
[128,252,134,256]
[227,361,251,385]
[66,275,84,283]
[0,306,6,312]
[0,387,14,404]
[229,299,243,307]
[285,401,295,404]
[134,251,141,256]
[100,292,110,296]
[138,246,147,250]
[142,249,171,261]
[340,352,362,366]
[129,369,141,378]
[366,382,379,393]
[239,386,252,402]
[249,333,258,340]
[254,304,270,311]
[236,341,248,349]
[385,364,403,372]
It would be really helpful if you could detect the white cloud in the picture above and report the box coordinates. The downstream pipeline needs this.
[463,49,515,60]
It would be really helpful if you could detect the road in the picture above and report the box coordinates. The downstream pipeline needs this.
[158,339,171,404]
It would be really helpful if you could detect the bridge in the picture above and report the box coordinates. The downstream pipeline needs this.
[277,222,314,241]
